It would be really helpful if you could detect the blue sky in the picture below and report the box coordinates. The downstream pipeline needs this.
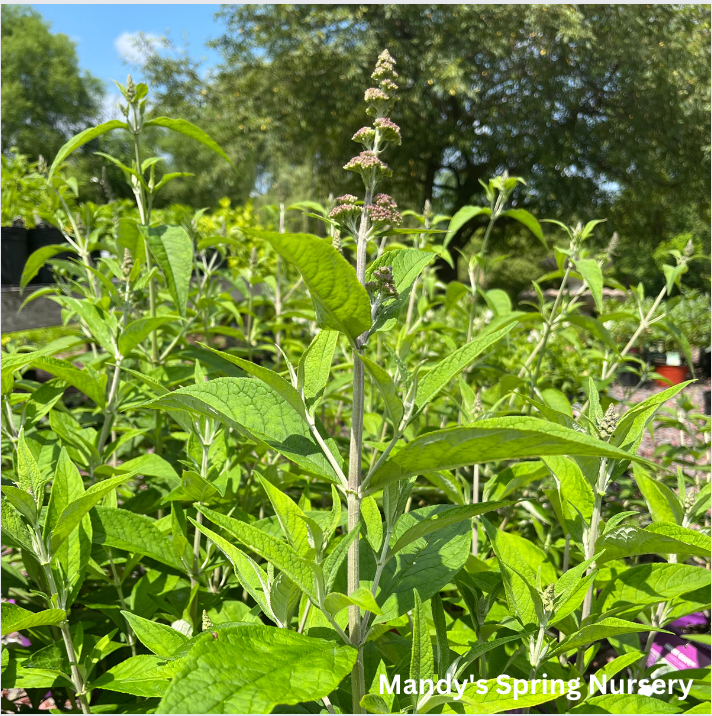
[30,4,222,116]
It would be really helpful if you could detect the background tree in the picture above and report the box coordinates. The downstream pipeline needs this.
[1,5,104,161]
[140,4,709,291]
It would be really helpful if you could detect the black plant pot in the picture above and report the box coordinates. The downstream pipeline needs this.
[26,226,71,284]
[618,370,639,388]
[1,226,29,285]
[704,390,711,416]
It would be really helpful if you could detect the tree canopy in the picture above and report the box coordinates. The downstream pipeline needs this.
[1,5,104,160]
[138,4,709,289]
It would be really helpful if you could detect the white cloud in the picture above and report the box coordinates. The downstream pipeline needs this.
[114,31,163,65]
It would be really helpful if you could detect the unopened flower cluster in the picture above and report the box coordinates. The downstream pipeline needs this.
[366,265,398,300]
[331,50,402,240]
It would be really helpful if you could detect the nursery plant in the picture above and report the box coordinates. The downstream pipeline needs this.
[1,54,710,716]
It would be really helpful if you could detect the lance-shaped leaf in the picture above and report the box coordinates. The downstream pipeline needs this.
[361,495,383,554]
[325,587,382,617]
[580,693,683,714]
[455,677,573,713]
[193,519,271,616]
[90,506,184,570]
[503,208,546,246]
[248,230,371,341]
[44,448,91,604]
[89,654,178,698]
[1,603,66,635]
[16,427,43,498]
[454,631,534,680]
[415,324,515,411]
[410,590,434,712]
[143,377,339,482]
[360,355,403,428]
[595,524,711,563]
[50,473,135,552]
[543,455,594,544]
[30,355,106,407]
[364,505,471,623]
[53,296,115,354]
[365,248,434,293]
[144,117,233,166]
[199,344,304,417]
[298,329,339,416]
[119,316,180,357]
[548,617,667,659]
[482,517,538,626]
[387,501,510,559]
[258,476,311,556]
[141,225,193,317]
[198,505,318,601]
[597,563,711,617]
[121,612,188,658]
[633,464,683,525]
[444,206,491,247]
[573,258,604,313]
[157,625,356,714]
[48,120,129,180]
[21,245,77,290]
[368,416,654,491]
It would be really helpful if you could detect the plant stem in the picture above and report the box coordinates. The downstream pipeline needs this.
[472,465,479,556]
[39,550,90,714]
[576,458,608,672]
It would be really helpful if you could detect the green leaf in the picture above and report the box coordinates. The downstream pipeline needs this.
[663,262,688,295]
[367,505,471,623]
[121,612,188,658]
[365,248,434,293]
[54,296,115,354]
[258,475,311,557]
[444,206,491,247]
[89,654,178,698]
[16,427,43,499]
[48,120,129,180]
[324,587,382,617]
[144,117,233,166]
[118,316,179,357]
[409,590,434,711]
[456,676,569,713]
[44,448,91,604]
[249,230,371,341]
[503,208,546,247]
[587,652,645,697]
[431,592,450,678]
[387,502,509,559]
[1,603,66,635]
[548,617,664,659]
[30,355,106,407]
[368,416,654,491]
[453,632,533,680]
[361,495,384,554]
[645,522,711,554]
[141,225,193,317]
[298,330,339,416]
[415,324,515,411]
[198,505,318,601]
[360,355,403,428]
[192,520,271,617]
[1,486,37,524]
[50,473,134,552]
[574,693,682,714]
[1,499,33,551]
[481,517,538,626]
[90,506,184,570]
[595,524,711,563]
[598,563,711,617]
[574,258,604,313]
[199,344,305,417]
[157,625,356,714]
[634,464,683,525]
[143,378,339,482]
[21,245,76,290]
[543,455,594,543]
